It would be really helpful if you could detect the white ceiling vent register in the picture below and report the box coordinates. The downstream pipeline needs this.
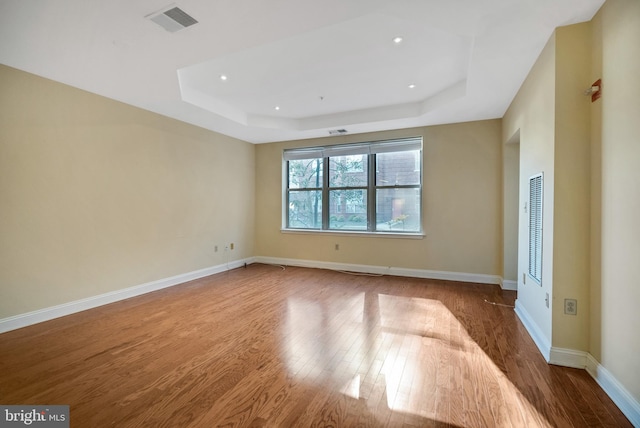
[146,4,198,33]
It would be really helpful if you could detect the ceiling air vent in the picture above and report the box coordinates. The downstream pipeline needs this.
[147,4,198,32]
[328,129,348,136]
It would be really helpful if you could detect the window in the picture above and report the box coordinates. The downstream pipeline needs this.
[528,173,543,284]
[284,137,422,233]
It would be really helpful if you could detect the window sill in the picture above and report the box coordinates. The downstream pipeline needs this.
[280,229,425,239]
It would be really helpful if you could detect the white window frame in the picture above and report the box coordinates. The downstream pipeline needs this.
[283,137,423,236]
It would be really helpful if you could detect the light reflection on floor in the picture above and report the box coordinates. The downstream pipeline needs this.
[284,291,552,426]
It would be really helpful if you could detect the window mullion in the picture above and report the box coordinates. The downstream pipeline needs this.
[322,157,329,229]
[286,161,291,229]
[368,154,376,232]
[376,185,420,190]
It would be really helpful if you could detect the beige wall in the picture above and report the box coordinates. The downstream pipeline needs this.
[502,135,519,282]
[0,65,255,318]
[502,33,556,344]
[597,0,640,400]
[552,23,592,352]
[255,121,502,276]
[502,23,597,353]
[503,0,640,406]
[589,0,604,363]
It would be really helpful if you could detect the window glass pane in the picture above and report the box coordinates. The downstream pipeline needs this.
[329,189,367,230]
[288,159,323,189]
[329,155,367,187]
[376,150,421,186]
[288,190,322,229]
[376,188,421,232]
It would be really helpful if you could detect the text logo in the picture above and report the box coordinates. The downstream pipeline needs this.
[1,406,69,427]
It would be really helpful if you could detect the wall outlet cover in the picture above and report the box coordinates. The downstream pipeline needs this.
[564,299,577,315]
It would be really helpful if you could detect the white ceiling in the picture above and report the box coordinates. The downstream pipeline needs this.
[0,0,604,144]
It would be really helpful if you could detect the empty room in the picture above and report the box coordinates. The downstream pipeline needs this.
[1,0,638,426]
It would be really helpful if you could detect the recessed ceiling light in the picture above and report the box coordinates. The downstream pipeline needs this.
[408,84,416,89]
[275,106,280,111]
[220,75,227,81]
[393,36,403,44]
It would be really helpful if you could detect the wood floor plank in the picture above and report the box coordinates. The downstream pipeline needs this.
[564,366,632,428]
[0,264,632,427]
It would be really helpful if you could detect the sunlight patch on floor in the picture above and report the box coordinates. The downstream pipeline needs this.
[284,292,552,426]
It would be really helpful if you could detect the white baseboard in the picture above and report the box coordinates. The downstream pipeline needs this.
[586,354,640,427]
[516,307,640,426]
[254,256,503,285]
[501,279,518,291]
[514,299,551,361]
[0,257,255,334]
[549,347,588,369]
[0,257,504,334]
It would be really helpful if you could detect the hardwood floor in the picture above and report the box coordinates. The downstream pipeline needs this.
[0,264,631,427]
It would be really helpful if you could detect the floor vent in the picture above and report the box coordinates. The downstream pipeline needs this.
[147,5,198,32]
